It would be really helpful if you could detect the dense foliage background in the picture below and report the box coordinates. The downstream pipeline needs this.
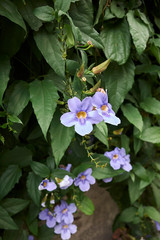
[0,0,160,239]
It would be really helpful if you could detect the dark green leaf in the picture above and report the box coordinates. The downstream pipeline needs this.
[110,0,125,18]
[128,178,144,204]
[8,115,23,124]
[34,6,55,22]
[30,161,50,178]
[140,97,160,115]
[29,79,59,139]
[94,121,108,146]
[26,172,41,206]
[34,29,65,77]
[7,81,30,116]
[94,0,106,25]
[127,10,149,54]
[46,156,55,172]
[72,162,93,176]
[0,0,26,32]
[51,169,74,179]
[136,64,160,75]
[46,70,66,93]
[121,135,130,154]
[92,164,124,179]
[0,165,22,201]
[1,198,30,216]
[144,206,160,222]
[140,127,160,143]
[3,229,28,240]
[102,59,135,112]
[78,196,95,215]
[38,225,54,240]
[55,0,72,12]
[121,103,143,132]
[101,19,131,65]
[0,206,18,230]
[119,207,137,223]
[50,112,75,166]
[151,182,160,208]
[0,55,11,106]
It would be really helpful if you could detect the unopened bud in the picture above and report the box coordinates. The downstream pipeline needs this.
[50,193,55,205]
[96,88,106,94]
[87,40,92,45]
[77,64,84,78]
[41,194,48,207]
[113,128,123,135]
[92,59,111,74]
[82,77,86,82]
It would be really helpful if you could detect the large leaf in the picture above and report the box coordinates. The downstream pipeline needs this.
[101,19,131,65]
[69,0,103,48]
[94,121,108,146]
[140,97,160,115]
[34,6,55,22]
[144,206,160,222]
[140,127,160,144]
[38,225,54,240]
[1,198,30,216]
[0,206,18,230]
[121,103,143,132]
[0,55,11,106]
[78,196,95,215]
[29,79,59,139]
[30,161,50,178]
[0,0,26,32]
[34,30,65,77]
[55,0,72,12]
[26,172,41,207]
[128,178,144,204]
[102,59,135,112]
[7,81,30,116]
[50,111,75,166]
[118,207,137,223]
[127,10,150,54]
[3,229,28,240]
[0,165,22,201]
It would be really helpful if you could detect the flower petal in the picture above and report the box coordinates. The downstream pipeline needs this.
[54,223,62,234]
[68,97,81,112]
[103,177,113,183]
[69,224,77,234]
[81,97,93,112]
[83,168,92,176]
[92,92,106,107]
[86,175,96,185]
[46,217,56,228]
[110,160,121,170]
[61,229,71,240]
[63,212,73,224]
[39,209,48,220]
[103,113,121,126]
[79,181,90,192]
[122,163,132,172]
[87,110,103,124]
[60,112,77,127]
[68,203,77,213]
[75,121,93,136]
[46,181,57,191]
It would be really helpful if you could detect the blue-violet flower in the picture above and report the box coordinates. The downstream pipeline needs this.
[74,168,96,192]
[54,221,77,240]
[39,208,56,228]
[38,179,57,191]
[103,177,113,183]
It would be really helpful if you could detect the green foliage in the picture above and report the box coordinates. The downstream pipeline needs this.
[78,196,95,215]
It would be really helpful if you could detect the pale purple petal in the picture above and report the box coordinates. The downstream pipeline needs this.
[54,224,62,234]
[83,168,92,176]
[92,92,105,107]
[87,110,103,124]
[155,221,160,231]
[86,175,96,184]
[46,181,57,191]
[60,112,77,127]
[102,113,121,126]
[46,217,56,228]
[103,177,113,183]
[68,97,81,112]
[75,121,93,136]
[61,229,71,240]
[122,163,132,172]
[68,203,77,213]
[39,209,48,220]
[66,164,72,172]
[81,97,93,112]
[79,181,90,192]
[28,235,34,240]
[63,212,73,224]
[69,224,77,234]
[110,160,121,170]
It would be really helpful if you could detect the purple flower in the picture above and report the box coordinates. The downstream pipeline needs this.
[74,168,96,192]
[28,235,34,240]
[155,221,160,231]
[60,97,103,136]
[60,164,72,172]
[38,179,57,191]
[39,208,56,228]
[54,221,77,240]
[104,147,132,172]
[54,200,77,224]
[57,175,74,190]
[92,90,120,125]
[103,177,113,183]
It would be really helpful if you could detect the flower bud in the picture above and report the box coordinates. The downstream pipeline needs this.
[82,77,86,82]
[50,193,55,205]
[92,59,111,74]
[77,64,84,78]
[96,88,106,94]
[41,194,48,207]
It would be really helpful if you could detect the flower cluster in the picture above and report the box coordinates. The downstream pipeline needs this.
[39,200,77,240]
[60,90,120,136]
[104,147,132,172]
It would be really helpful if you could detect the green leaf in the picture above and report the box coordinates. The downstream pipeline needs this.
[121,135,130,154]
[69,0,103,49]
[0,0,26,32]
[151,182,160,208]
[7,81,30,116]
[140,127,160,144]
[94,121,108,146]
[38,225,54,240]
[46,70,66,93]
[1,198,30,216]
[27,218,38,236]
[50,112,75,166]
[55,0,72,12]
[3,229,28,240]
[8,115,23,124]
[34,29,65,77]
[121,104,143,132]
[0,55,11,106]
[110,0,125,18]
[0,165,22,201]
[128,178,144,204]
[46,156,55,172]
[29,79,59,139]
[102,59,135,112]
[30,161,50,178]
[26,172,41,207]
[72,162,93,176]
[119,207,137,223]
[78,196,95,215]
[136,64,160,75]
[34,6,55,22]
[14,0,42,31]
[133,163,149,181]
[144,206,160,222]
[127,10,150,54]
[51,169,74,179]
[140,97,160,115]
[0,206,18,230]
[94,0,106,25]
[101,19,131,65]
